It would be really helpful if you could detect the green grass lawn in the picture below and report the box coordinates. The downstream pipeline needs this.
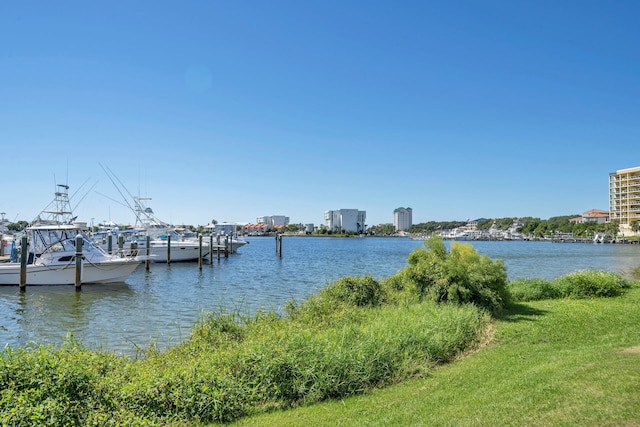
[229,286,640,426]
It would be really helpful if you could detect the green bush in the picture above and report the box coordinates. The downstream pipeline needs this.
[390,237,510,314]
[0,339,128,426]
[509,271,632,302]
[552,270,631,298]
[323,275,385,307]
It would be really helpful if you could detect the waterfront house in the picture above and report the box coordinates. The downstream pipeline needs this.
[569,209,609,224]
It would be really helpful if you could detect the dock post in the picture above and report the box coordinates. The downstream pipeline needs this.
[107,234,113,254]
[217,235,221,260]
[225,235,229,258]
[167,234,171,264]
[75,234,83,291]
[277,234,283,257]
[209,235,214,266]
[117,234,124,256]
[198,234,203,270]
[19,235,27,291]
[145,235,151,271]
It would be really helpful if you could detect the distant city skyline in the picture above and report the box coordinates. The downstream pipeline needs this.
[2,2,638,227]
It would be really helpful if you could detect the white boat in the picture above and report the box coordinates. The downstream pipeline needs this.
[203,222,248,254]
[95,197,212,263]
[0,224,143,285]
[0,185,143,285]
[130,228,212,263]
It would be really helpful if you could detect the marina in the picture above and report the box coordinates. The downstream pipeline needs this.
[0,236,638,356]
[0,183,245,286]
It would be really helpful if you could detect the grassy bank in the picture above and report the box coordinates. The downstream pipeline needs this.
[1,239,503,426]
[1,239,637,426]
[234,284,640,426]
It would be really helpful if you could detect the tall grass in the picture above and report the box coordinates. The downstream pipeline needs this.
[239,285,640,427]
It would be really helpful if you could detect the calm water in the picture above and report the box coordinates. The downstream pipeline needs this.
[1,237,639,355]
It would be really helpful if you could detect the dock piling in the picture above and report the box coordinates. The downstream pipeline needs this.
[19,235,27,291]
[209,235,214,266]
[145,235,150,271]
[276,234,283,257]
[75,234,83,291]
[167,234,171,264]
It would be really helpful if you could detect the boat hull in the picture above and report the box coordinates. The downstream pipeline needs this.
[100,241,211,262]
[0,259,142,285]
[147,242,210,262]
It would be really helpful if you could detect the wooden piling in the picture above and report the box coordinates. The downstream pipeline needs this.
[198,234,203,270]
[145,234,150,271]
[75,234,83,291]
[217,235,221,260]
[117,234,124,256]
[107,234,113,254]
[167,234,171,264]
[276,234,283,257]
[209,235,214,266]
[19,235,27,291]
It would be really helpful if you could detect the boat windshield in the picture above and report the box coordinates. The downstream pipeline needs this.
[30,228,100,254]
[31,229,76,253]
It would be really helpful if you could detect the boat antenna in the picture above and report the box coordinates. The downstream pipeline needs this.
[72,180,98,212]
[99,163,144,225]
[94,191,133,209]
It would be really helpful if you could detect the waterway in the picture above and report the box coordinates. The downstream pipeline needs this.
[1,237,638,355]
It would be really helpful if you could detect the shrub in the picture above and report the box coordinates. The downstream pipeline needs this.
[0,339,128,427]
[323,275,385,307]
[552,270,631,298]
[509,271,633,302]
[391,237,510,315]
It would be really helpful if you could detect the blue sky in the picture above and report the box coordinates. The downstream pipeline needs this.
[1,1,639,227]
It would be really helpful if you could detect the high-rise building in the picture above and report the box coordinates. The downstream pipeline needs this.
[324,209,366,233]
[393,207,412,231]
[609,166,640,235]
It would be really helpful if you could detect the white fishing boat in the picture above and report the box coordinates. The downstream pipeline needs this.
[95,197,212,262]
[0,185,143,285]
[203,222,248,254]
[0,224,143,285]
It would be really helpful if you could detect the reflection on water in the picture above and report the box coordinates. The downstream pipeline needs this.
[1,237,638,355]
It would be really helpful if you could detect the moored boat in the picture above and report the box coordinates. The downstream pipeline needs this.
[0,224,143,285]
[0,184,143,285]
